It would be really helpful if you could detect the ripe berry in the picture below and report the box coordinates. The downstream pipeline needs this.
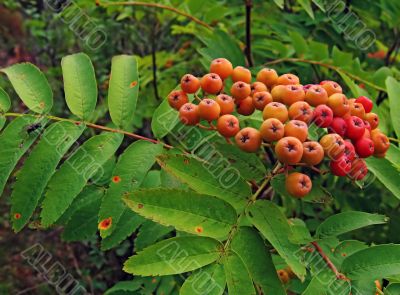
[346,116,365,140]
[281,85,305,106]
[364,120,371,131]
[288,101,313,123]
[305,85,328,106]
[236,96,255,116]
[263,102,288,123]
[327,93,350,117]
[231,82,251,100]
[276,73,300,85]
[302,141,324,166]
[319,134,345,159]
[253,91,272,110]
[271,85,286,103]
[210,58,233,79]
[232,66,251,83]
[277,269,290,284]
[320,80,342,96]
[285,172,312,198]
[235,127,262,152]
[330,156,352,176]
[284,120,308,142]
[168,90,189,110]
[349,158,368,180]
[260,118,284,142]
[350,102,366,118]
[200,73,223,94]
[256,68,278,87]
[179,103,200,125]
[343,140,356,161]
[215,94,235,115]
[313,104,333,128]
[355,96,373,113]
[251,81,268,95]
[329,117,347,137]
[198,98,221,121]
[180,74,200,94]
[371,131,390,155]
[275,136,304,164]
[355,137,374,158]
[364,112,379,130]
[217,114,240,138]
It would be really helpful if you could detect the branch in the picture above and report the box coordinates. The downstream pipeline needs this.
[311,241,349,280]
[4,112,174,149]
[96,1,212,30]
[151,17,160,101]
[264,58,386,92]
[244,0,253,67]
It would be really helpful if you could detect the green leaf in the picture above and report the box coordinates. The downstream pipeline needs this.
[180,263,226,295]
[1,63,53,113]
[273,0,284,9]
[0,116,44,196]
[298,0,314,19]
[366,157,400,199]
[99,140,163,238]
[386,76,400,138]
[157,154,250,210]
[123,236,221,276]
[333,240,368,266]
[385,283,400,295]
[231,227,286,295]
[289,218,313,244]
[40,132,123,226]
[316,211,388,238]
[312,0,325,12]
[123,188,236,239]
[338,72,362,97]
[341,244,400,280]
[61,53,97,120]
[10,121,84,231]
[0,87,11,112]
[289,31,308,57]
[104,280,142,295]
[0,115,5,130]
[214,142,266,181]
[223,251,256,295]
[62,187,103,241]
[101,209,145,251]
[246,200,306,280]
[108,55,139,130]
[135,220,174,252]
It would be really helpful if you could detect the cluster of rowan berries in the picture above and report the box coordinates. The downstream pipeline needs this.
[167,58,390,198]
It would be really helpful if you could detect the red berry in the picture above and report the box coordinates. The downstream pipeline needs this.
[313,105,333,127]
[355,96,373,113]
[346,116,365,140]
[330,156,351,176]
[355,137,374,158]
[329,117,347,137]
[343,140,356,161]
[349,158,368,180]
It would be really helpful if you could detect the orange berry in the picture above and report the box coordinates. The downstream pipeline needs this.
[168,90,188,110]
[217,114,240,137]
[320,80,342,96]
[200,73,223,94]
[215,94,235,115]
[288,101,313,123]
[271,85,286,103]
[281,85,305,106]
[262,102,288,123]
[231,66,252,83]
[371,131,390,155]
[230,81,251,100]
[276,73,300,85]
[277,269,290,284]
[179,103,200,125]
[210,58,233,79]
[350,102,366,118]
[180,74,200,94]
[253,91,273,111]
[275,136,304,164]
[236,96,255,116]
[260,118,284,142]
[365,112,379,129]
[327,93,350,117]
[235,127,262,152]
[319,133,345,159]
[251,81,268,95]
[284,120,308,142]
[305,85,328,106]
[302,141,324,165]
[198,98,221,121]
[285,172,312,198]
[256,68,278,87]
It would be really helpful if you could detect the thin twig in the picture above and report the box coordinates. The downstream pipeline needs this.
[311,241,349,280]
[264,58,386,92]
[244,0,253,67]
[389,137,400,143]
[4,112,174,149]
[96,1,212,30]
[151,16,160,101]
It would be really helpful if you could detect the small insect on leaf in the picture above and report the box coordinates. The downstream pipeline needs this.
[112,175,121,183]
[129,81,138,88]
[98,217,112,230]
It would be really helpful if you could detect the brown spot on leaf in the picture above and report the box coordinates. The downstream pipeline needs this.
[112,176,121,183]
[129,81,138,88]
[195,226,203,234]
[14,213,21,220]
[138,203,143,209]
[98,217,112,230]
